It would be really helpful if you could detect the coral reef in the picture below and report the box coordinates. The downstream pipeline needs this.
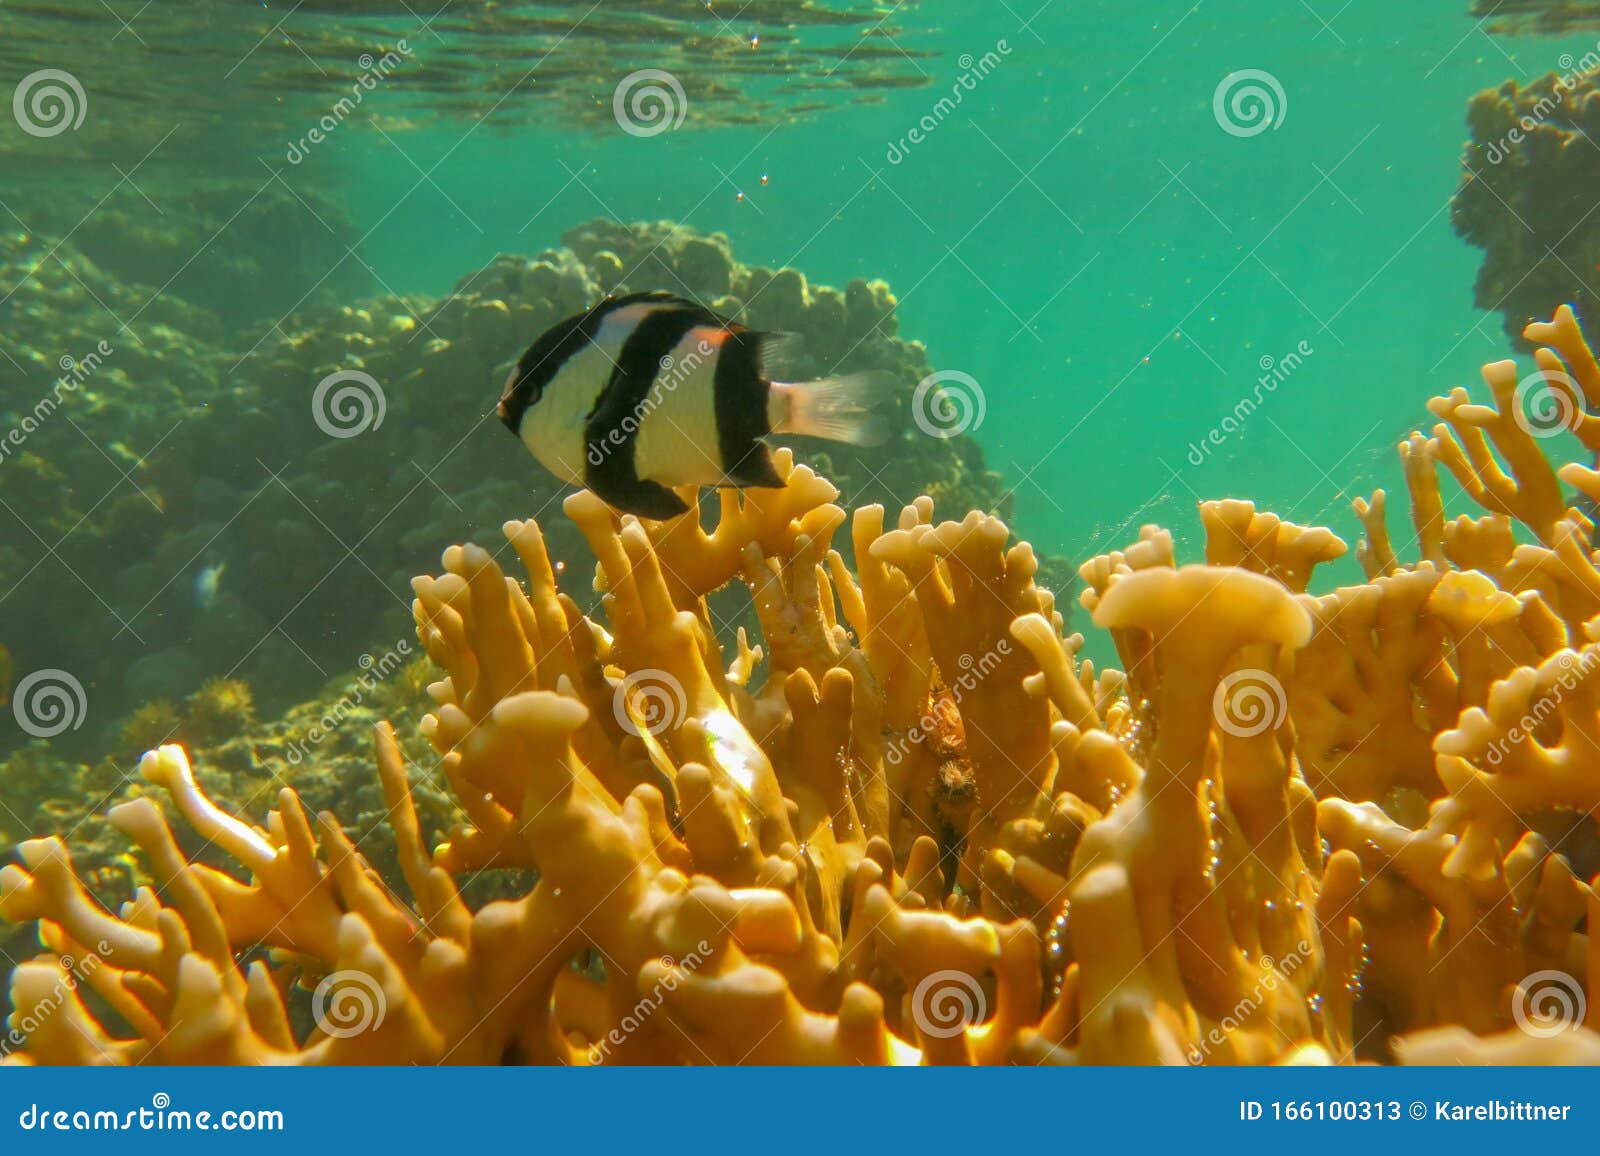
[1453,69,1600,345]
[1,221,1016,759]
[180,680,257,750]
[5,307,1600,1065]
[27,183,370,329]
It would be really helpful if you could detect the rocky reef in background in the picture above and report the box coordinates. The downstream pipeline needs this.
[7,307,1600,1063]
[23,182,373,331]
[1454,69,1600,346]
[0,216,1028,774]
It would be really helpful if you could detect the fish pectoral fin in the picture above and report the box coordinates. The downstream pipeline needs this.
[587,475,692,521]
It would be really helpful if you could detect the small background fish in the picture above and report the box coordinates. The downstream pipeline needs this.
[194,562,226,610]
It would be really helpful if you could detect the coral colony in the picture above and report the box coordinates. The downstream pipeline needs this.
[6,306,1600,1064]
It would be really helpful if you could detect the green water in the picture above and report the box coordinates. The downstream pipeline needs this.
[339,1,1576,562]
[0,1,1595,750]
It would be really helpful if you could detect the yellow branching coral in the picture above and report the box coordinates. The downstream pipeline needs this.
[7,312,1600,1065]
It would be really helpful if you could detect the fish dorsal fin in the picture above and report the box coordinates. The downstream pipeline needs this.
[601,289,702,314]
[754,331,807,381]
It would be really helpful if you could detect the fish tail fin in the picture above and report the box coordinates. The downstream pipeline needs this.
[769,371,899,446]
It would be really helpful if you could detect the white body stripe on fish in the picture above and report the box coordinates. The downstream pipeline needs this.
[518,302,662,486]
[633,326,730,486]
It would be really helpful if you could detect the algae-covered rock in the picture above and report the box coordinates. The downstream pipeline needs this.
[1,218,1036,768]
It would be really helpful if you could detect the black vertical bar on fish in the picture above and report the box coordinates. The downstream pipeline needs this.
[714,328,783,487]
[583,305,718,518]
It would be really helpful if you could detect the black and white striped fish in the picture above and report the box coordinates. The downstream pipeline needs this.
[495,291,895,519]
